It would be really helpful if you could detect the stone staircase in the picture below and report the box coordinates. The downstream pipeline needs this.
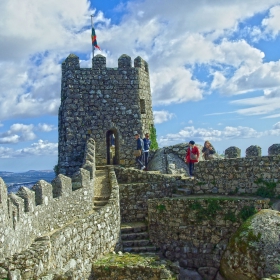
[93,166,111,211]
[121,222,159,256]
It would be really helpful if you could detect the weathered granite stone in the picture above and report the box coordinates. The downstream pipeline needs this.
[220,209,280,280]
[225,146,241,158]
[246,145,261,157]
[268,144,280,156]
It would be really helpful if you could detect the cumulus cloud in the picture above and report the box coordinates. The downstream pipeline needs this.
[153,110,175,124]
[0,140,58,158]
[0,124,36,144]
[158,125,262,146]
[0,0,280,120]
[37,123,57,132]
[262,5,280,37]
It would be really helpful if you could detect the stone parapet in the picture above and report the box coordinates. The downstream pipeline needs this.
[0,139,96,258]
[225,146,241,158]
[0,166,121,279]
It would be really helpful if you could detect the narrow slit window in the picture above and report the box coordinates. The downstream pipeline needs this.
[140,99,146,114]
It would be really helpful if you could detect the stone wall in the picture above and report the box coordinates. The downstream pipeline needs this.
[0,167,121,280]
[58,54,154,176]
[0,138,96,258]
[194,155,280,195]
[115,167,190,222]
[147,196,270,278]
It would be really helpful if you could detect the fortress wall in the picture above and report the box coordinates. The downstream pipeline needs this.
[115,167,192,222]
[194,155,280,195]
[59,54,154,176]
[0,139,96,258]
[0,167,121,280]
[148,197,270,272]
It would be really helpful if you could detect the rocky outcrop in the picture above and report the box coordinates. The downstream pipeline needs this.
[148,143,204,174]
[220,209,280,280]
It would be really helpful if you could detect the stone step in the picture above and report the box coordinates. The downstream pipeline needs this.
[93,206,102,211]
[94,196,110,201]
[172,194,184,198]
[122,239,152,247]
[123,246,158,253]
[96,166,107,170]
[176,188,192,196]
[94,200,108,206]
[121,222,147,233]
[121,232,149,241]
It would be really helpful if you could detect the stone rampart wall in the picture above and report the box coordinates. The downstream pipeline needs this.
[0,167,121,280]
[115,167,189,222]
[194,155,280,195]
[0,139,96,258]
[148,196,270,276]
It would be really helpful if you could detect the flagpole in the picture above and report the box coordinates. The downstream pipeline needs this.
[91,15,94,58]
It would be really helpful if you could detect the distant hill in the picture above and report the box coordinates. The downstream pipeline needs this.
[0,170,55,193]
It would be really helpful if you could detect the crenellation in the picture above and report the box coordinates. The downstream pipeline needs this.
[0,177,7,206]
[17,187,36,212]
[118,54,132,70]
[92,54,106,70]
[51,174,72,198]
[71,168,91,191]
[8,193,24,226]
[134,56,149,72]
[32,180,53,205]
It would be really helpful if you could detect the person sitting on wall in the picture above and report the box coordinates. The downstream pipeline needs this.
[185,140,199,177]
[143,133,151,171]
[134,132,145,170]
[202,140,216,160]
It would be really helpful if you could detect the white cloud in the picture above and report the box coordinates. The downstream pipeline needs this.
[273,122,280,129]
[153,110,175,124]
[262,5,280,37]
[0,0,280,120]
[188,120,193,124]
[0,124,36,144]
[158,125,262,146]
[37,123,57,132]
[0,140,58,158]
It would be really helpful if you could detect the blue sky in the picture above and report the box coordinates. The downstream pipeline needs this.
[0,0,280,172]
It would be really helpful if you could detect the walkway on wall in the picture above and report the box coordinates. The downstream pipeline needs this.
[93,166,111,210]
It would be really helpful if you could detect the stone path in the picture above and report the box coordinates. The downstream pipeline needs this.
[93,166,111,210]
[121,222,159,256]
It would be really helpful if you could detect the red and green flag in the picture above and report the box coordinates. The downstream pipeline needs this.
[91,27,100,50]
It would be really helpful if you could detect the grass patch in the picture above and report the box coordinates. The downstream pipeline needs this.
[239,205,257,221]
[255,178,278,198]
[224,210,237,222]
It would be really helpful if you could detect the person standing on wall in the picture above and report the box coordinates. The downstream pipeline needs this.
[202,140,216,160]
[143,133,151,171]
[185,140,199,177]
[134,132,145,170]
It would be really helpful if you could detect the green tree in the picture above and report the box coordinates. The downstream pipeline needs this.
[150,125,159,150]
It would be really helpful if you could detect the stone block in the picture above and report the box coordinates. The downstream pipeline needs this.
[246,145,261,157]
[225,146,241,158]
[268,144,280,156]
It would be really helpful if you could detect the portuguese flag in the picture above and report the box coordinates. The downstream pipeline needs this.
[91,27,101,50]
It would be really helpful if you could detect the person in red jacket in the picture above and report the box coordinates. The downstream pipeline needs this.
[185,140,199,177]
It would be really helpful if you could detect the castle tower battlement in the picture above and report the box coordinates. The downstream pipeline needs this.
[59,54,154,176]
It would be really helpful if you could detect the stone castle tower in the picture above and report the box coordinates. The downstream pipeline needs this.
[58,54,154,176]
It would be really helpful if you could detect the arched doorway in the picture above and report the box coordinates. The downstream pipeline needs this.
[106,129,119,165]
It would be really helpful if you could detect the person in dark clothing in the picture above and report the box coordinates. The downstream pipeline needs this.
[202,140,216,160]
[134,132,145,170]
[143,133,151,171]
